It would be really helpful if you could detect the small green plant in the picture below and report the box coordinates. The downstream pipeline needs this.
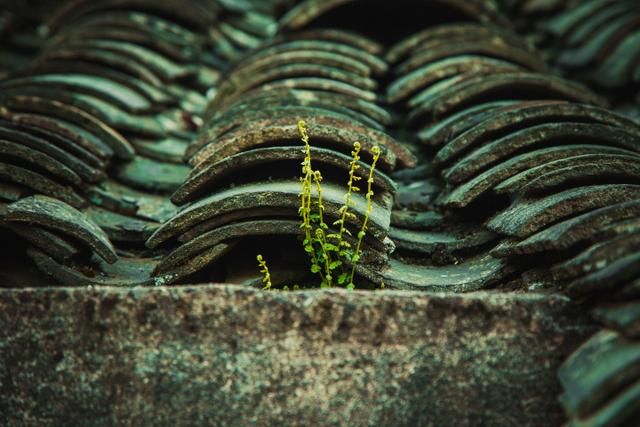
[256,254,272,290]
[257,120,381,290]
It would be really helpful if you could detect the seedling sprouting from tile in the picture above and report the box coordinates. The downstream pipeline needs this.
[257,120,381,290]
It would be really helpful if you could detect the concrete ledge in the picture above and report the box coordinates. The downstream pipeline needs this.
[0,285,596,426]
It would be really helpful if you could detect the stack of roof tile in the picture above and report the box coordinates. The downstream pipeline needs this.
[150,28,413,287]
[499,0,640,121]
[2,1,640,421]
[0,0,281,286]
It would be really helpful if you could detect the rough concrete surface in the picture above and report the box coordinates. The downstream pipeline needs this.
[0,285,596,426]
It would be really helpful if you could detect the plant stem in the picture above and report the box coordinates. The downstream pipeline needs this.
[313,170,333,287]
[336,142,361,248]
[256,254,272,290]
[348,145,381,287]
